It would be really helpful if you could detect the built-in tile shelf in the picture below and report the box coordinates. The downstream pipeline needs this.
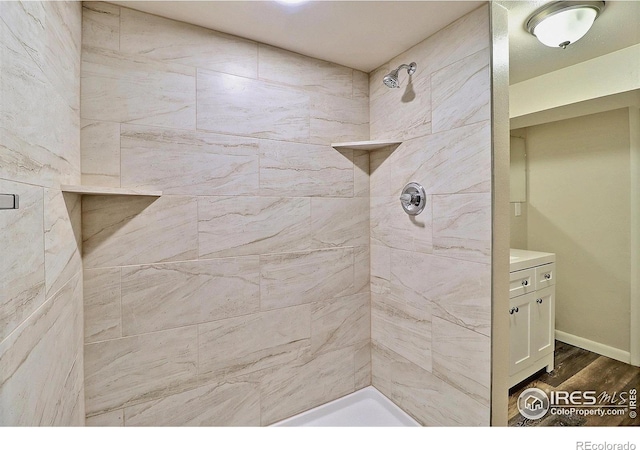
[61,185,162,197]
[331,140,402,151]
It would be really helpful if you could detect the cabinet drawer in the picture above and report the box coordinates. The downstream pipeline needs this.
[509,268,536,298]
[536,263,555,289]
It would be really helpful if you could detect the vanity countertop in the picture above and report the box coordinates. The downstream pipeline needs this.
[510,248,555,272]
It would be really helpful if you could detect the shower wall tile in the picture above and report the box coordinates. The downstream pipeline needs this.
[82,2,120,52]
[259,346,355,425]
[309,93,369,145]
[353,245,371,295]
[371,343,489,426]
[260,248,354,310]
[0,180,45,342]
[431,48,491,133]
[370,72,432,141]
[120,8,258,79]
[0,19,80,187]
[311,198,369,249]
[84,325,198,415]
[390,249,491,337]
[353,150,370,198]
[432,193,491,264]
[120,125,259,196]
[259,141,353,197]
[86,409,124,427]
[0,274,84,426]
[121,257,260,336]
[197,70,309,141]
[44,189,82,298]
[432,316,491,406]
[352,70,369,99]
[82,195,198,268]
[81,47,196,130]
[311,293,370,355]
[197,196,311,258]
[389,121,492,196]
[372,295,432,372]
[370,196,433,254]
[370,244,391,295]
[369,146,395,198]
[198,305,311,380]
[258,44,353,97]
[84,268,121,344]
[124,379,260,426]
[354,340,372,390]
[81,120,121,187]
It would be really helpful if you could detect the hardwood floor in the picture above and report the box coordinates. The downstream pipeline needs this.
[508,341,640,426]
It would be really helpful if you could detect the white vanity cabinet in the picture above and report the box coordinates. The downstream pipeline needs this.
[509,249,556,388]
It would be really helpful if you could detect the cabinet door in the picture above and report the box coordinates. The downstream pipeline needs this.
[532,286,555,358]
[509,292,534,376]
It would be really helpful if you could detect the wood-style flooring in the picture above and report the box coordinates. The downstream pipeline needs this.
[508,341,640,426]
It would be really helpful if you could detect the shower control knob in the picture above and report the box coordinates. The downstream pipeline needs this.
[400,182,426,216]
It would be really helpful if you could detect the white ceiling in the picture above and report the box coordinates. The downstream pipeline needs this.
[110,1,640,82]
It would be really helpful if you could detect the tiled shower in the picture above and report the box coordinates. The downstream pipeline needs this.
[0,1,492,426]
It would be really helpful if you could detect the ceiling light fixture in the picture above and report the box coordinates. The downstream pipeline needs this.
[525,1,605,49]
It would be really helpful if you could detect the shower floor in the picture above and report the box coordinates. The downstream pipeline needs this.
[271,386,420,427]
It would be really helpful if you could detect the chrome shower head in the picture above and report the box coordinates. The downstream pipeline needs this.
[383,62,417,88]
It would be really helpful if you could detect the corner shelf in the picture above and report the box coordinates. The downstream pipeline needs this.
[331,139,402,151]
[61,185,162,197]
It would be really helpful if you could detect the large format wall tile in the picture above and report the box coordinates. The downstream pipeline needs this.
[389,121,492,196]
[372,294,432,371]
[82,2,120,52]
[431,48,490,133]
[44,189,82,298]
[372,343,489,426]
[84,268,121,344]
[258,44,353,97]
[390,249,491,337]
[120,8,258,78]
[120,125,259,195]
[0,180,45,342]
[124,380,260,426]
[197,70,309,141]
[354,340,371,390]
[0,19,80,187]
[309,93,368,145]
[260,248,355,310]
[0,274,83,425]
[370,196,433,254]
[432,316,491,406]
[81,120,121,187]
[81,47,196,129]
[83,195,198,268]
[84,326,198,415]
[259,140,353,197]
[432,193,491,264]
[352,70,369,99]
[311,293,370,355]
[198,196,311,258]
[86,409,124,427]
[259,347,355,425]
[198,305,311,380]
[311,198,369,248]
[121,258,260,336]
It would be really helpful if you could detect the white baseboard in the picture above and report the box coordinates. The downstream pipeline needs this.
[555,330,631,364]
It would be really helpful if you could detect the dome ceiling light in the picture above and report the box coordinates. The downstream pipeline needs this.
[525,1,606,49]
